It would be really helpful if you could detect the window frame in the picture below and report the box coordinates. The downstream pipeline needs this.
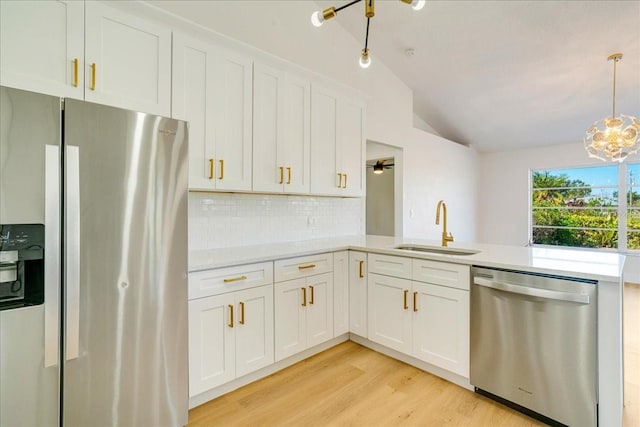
[529,162,639,253]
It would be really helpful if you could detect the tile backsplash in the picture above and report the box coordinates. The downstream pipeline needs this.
[189,192,364,250]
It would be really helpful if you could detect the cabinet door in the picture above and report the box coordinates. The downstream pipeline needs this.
[333,251,349,336]
[349,251,367,338]
[306,272,334,348]
[84,2,171,116]
[252,62,284,193]
[0,0,84,99]
[412,282,470,377]
[274,278,307,361]
[172,33,216,190]
[188,294,235,396]
[368,273,412,354]
[235,286,274,378]
[338,97,364,197]
[281,73,310,194]
[212,48,253,191]
[310,85,340,195]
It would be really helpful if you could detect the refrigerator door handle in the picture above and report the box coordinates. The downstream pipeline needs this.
[65,145,80,361]
[44,145,61,368]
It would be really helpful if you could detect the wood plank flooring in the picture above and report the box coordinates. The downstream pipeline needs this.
[189,283,640,427]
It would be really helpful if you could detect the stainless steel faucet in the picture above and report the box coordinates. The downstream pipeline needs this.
[435,200,454,247]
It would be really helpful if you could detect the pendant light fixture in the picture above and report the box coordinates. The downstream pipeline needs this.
[311,0,426,69]
[584,53,640,162]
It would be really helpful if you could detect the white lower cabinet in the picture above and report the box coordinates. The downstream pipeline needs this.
[333,251,349,336]
[348,251,367,338]
[188,284,273,397]
[274,272,333,361]
[367,273,412,354]
[412,281,469,377]
[367,255,470,378]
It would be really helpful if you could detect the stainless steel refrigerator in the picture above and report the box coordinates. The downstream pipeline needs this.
[0,86,189,426]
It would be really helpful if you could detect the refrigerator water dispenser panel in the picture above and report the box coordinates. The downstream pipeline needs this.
[0,224,44,310]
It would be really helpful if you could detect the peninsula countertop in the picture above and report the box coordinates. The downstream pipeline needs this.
[189,235,626,282]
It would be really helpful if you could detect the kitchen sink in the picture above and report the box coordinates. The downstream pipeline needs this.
[393,244,480,256]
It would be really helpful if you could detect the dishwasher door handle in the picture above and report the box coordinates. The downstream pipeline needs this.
[474,277,590,304]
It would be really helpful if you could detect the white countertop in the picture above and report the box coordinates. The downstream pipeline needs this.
[189,235,626,282]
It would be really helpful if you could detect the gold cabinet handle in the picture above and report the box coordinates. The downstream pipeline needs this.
[309,285,315,305]
[298,264,316,270]
[208,158,215,180]
[239,301,245,325]
[403,290,409,310]
[337,173,343,188]
[279,166,284,184]
[72,58,79,87]
[413,292,418,312]
[223,275,247,283]
[90,63,96,91]
[343,173,347,188]
[358,260,364,278]
[287,167,292,184]
[228,304,234,328]
[219,159,224,180]
[301,288,307,307]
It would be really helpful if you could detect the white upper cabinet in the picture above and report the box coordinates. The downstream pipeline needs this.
[253,63,310,194]
[84,2,171,117]
[1,1,171,116]
[310,84,364,196]
[0,0,84,99]
[173,33,253,191]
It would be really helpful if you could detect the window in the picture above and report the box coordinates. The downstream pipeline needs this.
[531,163,639,252]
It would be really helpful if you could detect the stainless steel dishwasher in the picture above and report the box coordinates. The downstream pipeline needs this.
[470,266,597,426]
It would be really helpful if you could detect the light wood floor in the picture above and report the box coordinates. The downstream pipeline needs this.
[189,283,640,427]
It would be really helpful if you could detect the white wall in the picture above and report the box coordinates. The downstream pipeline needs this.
[138,0,479,243]
[478,141,609,246]
[366,165,394,236]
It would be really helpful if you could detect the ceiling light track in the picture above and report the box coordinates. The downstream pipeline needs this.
[311,0,426,69]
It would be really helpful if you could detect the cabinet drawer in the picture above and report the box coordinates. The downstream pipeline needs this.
[367,253,412,280]
[274,253,333,282]
[412,259,470,291]
[189,262,273,300]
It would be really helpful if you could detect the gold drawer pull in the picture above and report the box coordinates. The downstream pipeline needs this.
[301,288,307,307]
[228,304,234,328]
[90,63,96,91]
[239,301,245,325]
[343,173,348,188]
[298,264,316,270]
[208,158,215,180]
[403,290,409,310]
[223,275,247,283]
[219,159,224,180]
[72,58,79,87]
[358,260,364,278]
[279,166,284,184]
[413,292,418,312]
[309,285,315,305]
[337,173,343,188]
[287,167,292,184]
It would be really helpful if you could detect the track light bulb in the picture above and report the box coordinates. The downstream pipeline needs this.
[359,49,371,69]
[311,11,324,27]
[412,0,426,10]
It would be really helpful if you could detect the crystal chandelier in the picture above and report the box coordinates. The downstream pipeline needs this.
[311,0,426,69]
[584,53,640,162]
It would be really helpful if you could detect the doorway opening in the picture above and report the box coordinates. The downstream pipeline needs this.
[366,141,403,237]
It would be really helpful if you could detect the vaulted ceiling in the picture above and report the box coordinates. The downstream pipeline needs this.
[316,0,640,152]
